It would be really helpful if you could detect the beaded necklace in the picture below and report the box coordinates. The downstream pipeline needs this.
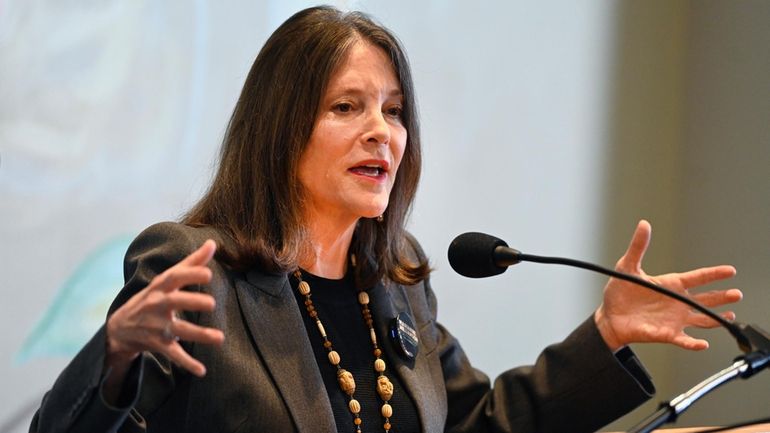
[293,261,395,433]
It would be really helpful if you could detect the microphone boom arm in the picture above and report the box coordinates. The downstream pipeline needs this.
[497,248,752,353]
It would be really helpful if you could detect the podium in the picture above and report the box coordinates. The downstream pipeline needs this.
[660,426,770,433]
[610,425,770,433]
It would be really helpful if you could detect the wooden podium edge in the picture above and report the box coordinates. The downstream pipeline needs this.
[607,424,770,433]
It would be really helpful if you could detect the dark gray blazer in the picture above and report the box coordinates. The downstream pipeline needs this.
[30,223,653,433]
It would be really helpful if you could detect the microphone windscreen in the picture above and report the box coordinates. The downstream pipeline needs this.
[448,232,509,278]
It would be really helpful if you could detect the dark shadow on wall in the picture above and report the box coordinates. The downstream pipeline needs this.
[600,0,770,431]
[664,0,770,427]
[598,1,689,429]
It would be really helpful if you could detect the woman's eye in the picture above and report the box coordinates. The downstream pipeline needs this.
[334,102,353,113]
[386,106,403,119]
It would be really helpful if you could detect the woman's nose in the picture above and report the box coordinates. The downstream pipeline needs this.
[363,110,391,145]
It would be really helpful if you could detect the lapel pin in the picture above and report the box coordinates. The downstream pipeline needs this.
[390,312,419,360]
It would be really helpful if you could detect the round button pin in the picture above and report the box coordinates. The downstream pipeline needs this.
[390,312,419,360]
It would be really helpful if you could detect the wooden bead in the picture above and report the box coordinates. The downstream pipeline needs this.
[374,358,386,373]
[381,403,393,418]
[348,399,361,414]
[298,280,310,295]
[316,321,327,338]
[337,369,356,395]
[328,350,340,365]
[374,348,382,357]
[376,376,394,401]
[354,418,362,425]
[384,422,391,430]
[358,291,369,305]
[323,340,332,348]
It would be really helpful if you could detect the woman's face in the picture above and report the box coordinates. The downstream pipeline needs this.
[298,40,407,224]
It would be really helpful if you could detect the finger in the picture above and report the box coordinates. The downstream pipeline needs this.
[692,288,743,308]
[688,310,736,328]
[166,291,217,313]
[151,266,213,293]
[677,266,737,288]
[618,220,652,271]
[164,342,207,377]
[671,334,709,351]
[179,239,217,267]
[172,319,225,346]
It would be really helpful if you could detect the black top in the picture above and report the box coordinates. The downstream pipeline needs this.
[291,270,420,433]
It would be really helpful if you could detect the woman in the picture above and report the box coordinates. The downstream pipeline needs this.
[30,6,742,433]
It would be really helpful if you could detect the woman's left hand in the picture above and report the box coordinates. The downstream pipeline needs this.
[595,220,743,351]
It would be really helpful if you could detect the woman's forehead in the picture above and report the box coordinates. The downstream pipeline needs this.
[324,41,402,96]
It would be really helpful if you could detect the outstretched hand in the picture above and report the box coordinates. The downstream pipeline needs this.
[103,240,224,402]
[594,220,743,352]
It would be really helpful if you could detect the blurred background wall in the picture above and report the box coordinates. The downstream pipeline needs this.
[1,1,767,431]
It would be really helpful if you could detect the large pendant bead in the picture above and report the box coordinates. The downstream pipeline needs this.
[337,369,356,395]
[376,376,394,401]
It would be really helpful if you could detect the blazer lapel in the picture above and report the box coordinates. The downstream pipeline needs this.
[370,281,446,433]
[234,270,336,432]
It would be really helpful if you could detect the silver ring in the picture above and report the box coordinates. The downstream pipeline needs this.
[161,320,177,342]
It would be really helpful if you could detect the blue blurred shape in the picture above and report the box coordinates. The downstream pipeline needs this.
[16,235,135,363]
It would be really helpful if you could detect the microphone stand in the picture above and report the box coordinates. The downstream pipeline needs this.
[496,249,770,431]
[628,351,770,433]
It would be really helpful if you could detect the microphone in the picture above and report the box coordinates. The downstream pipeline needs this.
[447,232,521,278]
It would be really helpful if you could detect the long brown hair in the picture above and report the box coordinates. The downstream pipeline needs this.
[183,6,429,286]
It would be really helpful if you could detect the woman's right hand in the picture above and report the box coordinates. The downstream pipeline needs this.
[103,240,225,401]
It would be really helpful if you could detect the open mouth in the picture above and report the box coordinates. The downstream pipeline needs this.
[348,160,390,179]
[349,165,386,177]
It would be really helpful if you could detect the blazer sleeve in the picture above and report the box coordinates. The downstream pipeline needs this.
[29,222,211,433]
[404,234,655,433]
[437,309,655,433]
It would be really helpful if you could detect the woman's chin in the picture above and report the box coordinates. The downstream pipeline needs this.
[357,204,388,221]
[359,211,385,221]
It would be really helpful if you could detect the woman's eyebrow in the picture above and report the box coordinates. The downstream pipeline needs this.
[327,86,403,98]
